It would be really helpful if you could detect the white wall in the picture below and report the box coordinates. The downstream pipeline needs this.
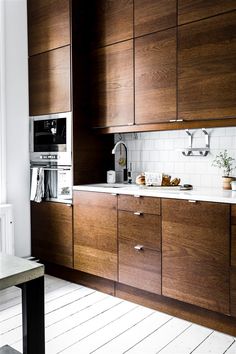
[115,127,236,189]
[4,0,30,256]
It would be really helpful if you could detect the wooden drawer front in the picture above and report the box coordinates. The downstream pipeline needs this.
[118,211,161,250]
[231,268,236,317]
[119,238,161,295]
[73,191,117,281]
[118,195,160,215]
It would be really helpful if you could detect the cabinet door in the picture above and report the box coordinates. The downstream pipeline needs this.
[89,0,133,47]
[231,206,236,316]
[28,0,71,56]
[178,12,236,121]
[73,191,117,281]
[135,28,176,124]
[162,199,230,314]
[134,0,176,37]
[31,201,73,268]
[29,46,71,116]
[178,0,236,25]
[231,269,236,317]
[91,40,134,128]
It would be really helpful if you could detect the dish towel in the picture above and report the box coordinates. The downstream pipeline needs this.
[30,167,44,203]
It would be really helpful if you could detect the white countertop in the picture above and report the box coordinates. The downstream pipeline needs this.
[73,183,236,204]
[0,253,44,290]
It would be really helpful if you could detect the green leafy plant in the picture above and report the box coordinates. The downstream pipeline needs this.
[212,150,235,177]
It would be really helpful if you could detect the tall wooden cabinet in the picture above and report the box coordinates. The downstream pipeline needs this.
[178,12,236,121]
[135,28,177,124]
[162,199,230,314]
[73,191,118,281]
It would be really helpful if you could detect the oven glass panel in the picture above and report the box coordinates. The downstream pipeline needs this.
[34,118,66,152]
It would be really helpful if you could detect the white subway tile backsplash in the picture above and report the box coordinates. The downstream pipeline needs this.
[114,126,236,188]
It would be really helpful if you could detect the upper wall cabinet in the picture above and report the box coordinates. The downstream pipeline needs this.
[178,12,236,121]
[134,0,176,37]
[91,40,134,128]
[135,28,177,125]
[29,46,71,116]
[178,0,236,25]
[28,0,71,56]
[89,0,133,47]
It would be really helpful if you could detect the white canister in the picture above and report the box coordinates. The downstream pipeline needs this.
[231,180,236,191]
[107,170,116,184]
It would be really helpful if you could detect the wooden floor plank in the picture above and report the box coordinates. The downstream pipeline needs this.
[62,305,154,353]
[192,331,235,354]
[46,301,137,354]
[89,311,172,354]
[157,324,213,354]
[125,317,192,354]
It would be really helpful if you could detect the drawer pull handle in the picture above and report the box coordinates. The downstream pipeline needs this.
[134,212,142,216]
[134,244,144,251]
[111,193,117,196]
[134,195,141,198]
[188,200,197,203]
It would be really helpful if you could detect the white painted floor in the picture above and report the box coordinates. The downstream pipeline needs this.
[0,275,236,354]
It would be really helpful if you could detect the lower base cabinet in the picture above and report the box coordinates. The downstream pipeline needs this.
[31,201,73,268]
[162,199,230,314]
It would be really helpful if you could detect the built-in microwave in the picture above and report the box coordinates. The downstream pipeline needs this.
[29,112,72,165]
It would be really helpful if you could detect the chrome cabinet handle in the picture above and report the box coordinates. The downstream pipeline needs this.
[134,212,143,216]
[111,193,117,196]
[188,200,197,203]
[134,195,141,198]
[134,244,144,251]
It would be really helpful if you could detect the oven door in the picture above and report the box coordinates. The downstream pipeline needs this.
[29,112,72,165]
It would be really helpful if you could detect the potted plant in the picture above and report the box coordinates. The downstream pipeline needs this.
[212,150,235,189]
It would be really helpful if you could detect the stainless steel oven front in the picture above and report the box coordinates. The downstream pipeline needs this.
[29,112,72,166]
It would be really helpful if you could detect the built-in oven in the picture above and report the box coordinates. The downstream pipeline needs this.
[30,112,72,203]
[29,112,72,166]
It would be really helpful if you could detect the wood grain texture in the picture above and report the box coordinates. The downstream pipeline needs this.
[28,0,71,56]
[119,238,161,294]
[134,0,176,37]
[231,268,236,317]
[89,0,133,47]
[135,28,177,124]
[115,283,236,336]
[231,204,236,224]
[73,191,118,281]
[91,40,134,128]
[31,201,73,268]
[178,12,236,121]
[118,211,161,250]
[232,226,236,267]
[162,199,230,314]
[118,195,161,215]
[178,0,236,25]
[98,117,236,134]
[29,46,71,115]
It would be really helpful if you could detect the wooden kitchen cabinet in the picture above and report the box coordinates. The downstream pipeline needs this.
[27,0,71,56]
[89,0,133,47]
[135,28,177,125]
[231,205,236,316]
[29,46,71,116]
[178,0,236,25]
[178,12,236,121]
[73,191,118,281]
[162,199,230,314]
[31,201,73,268]
[134,0,176,37]
[118,195,161,294]
[91,40,134,128]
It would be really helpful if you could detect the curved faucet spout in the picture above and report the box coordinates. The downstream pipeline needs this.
[112,141,128,182]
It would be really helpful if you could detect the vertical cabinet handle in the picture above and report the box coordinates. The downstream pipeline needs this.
[134,244,144,251]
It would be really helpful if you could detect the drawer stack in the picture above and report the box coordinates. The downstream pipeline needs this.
[118,194,161,294]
